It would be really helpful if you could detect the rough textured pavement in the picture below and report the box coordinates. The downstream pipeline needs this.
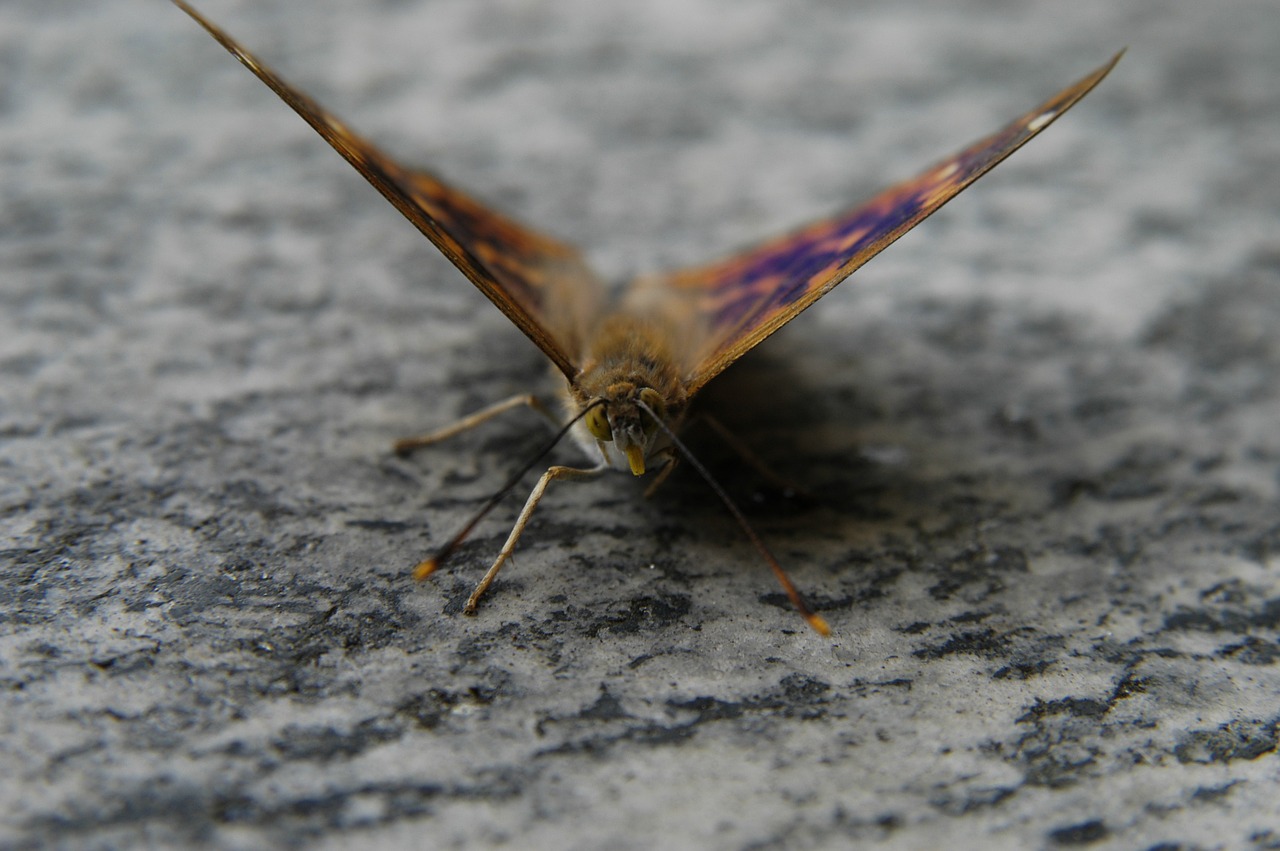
[3,0,1279,848]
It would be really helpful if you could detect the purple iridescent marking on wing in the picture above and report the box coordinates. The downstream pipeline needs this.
[705,141,1001,332]
[652,51,1122,396]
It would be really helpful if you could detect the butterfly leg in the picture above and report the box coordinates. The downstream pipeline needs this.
[696,414,812,498]
[642,449,679,498]
[393,394,559,456]
[463,461,609,614]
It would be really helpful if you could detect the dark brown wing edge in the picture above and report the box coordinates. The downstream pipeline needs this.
[173,0,595,379]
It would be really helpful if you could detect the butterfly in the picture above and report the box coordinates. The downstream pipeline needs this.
[174,0,1121,636]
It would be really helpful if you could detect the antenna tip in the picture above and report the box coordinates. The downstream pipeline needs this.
[807,613,832,637]
[412,558,439,581]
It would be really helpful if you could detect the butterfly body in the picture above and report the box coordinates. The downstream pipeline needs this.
[173,0,1120,635]
[566,310,692,475]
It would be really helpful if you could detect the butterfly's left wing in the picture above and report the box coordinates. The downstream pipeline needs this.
[650,51,1122,397]
[174,0,601,380]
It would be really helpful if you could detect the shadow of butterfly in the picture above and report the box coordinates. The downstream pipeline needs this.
[174,0,1121,636]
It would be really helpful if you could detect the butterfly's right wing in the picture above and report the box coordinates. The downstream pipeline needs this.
[651,51,1123,397]
[175,0,600,380]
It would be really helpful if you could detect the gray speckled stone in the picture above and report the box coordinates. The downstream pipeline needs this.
[3,0,1278,848]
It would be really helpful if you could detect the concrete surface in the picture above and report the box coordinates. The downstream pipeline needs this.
[2,0,1278,848]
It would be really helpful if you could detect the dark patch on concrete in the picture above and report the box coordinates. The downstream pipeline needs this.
[1244,523,1280,564]
[757,590,856,619]
[576,686,629,721]
[344,518,413,533]
[926,546,1029,602]
[993,659,1053,679]
[1190,780,1240,803]
[30,770,525,848]
[237,580,425,659]
[949,610,995,625]
[742,805,904,849]
[912,627,1021,661]
[1174,717,1279,764]
[1008,709,1103,789]
[667,674,833,725]
[1048,818,1108,845]
[1052,443,1184,505]
[1163,594,1280,634]
[929,785,1016,816]
[1018,697,1109,723]
[1220,636,1280,665]
[1110,672,1150,702]
[582,592,692,637]
[1000,671,1165,791]
[1244,831,1280,851]
[535,674,834,758]
[271,717,404,762]
[395,683,499,731]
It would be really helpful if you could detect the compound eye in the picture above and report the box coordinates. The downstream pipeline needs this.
[585,404,613,442]
[638,388,665,434]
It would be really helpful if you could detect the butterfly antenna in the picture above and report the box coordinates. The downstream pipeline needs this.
[412,402,600,580]
[636,401,831,637]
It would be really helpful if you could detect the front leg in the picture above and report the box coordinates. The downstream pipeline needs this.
[463,461,608,614]
[393,393,560,456]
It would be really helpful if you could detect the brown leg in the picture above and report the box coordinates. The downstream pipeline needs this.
[697,413,811,497]
[463,461,608,614]
[642,449,679,498]
[393,394,559,455]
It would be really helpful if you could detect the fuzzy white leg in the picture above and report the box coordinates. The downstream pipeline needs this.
[463,461,608,614]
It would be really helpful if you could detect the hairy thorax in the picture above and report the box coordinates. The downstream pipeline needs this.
[563,312,691,473]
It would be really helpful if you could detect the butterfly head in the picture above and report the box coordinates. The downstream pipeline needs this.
[583,384,669,476]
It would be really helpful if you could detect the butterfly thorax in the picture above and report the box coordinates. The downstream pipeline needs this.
[567,313,689,476]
